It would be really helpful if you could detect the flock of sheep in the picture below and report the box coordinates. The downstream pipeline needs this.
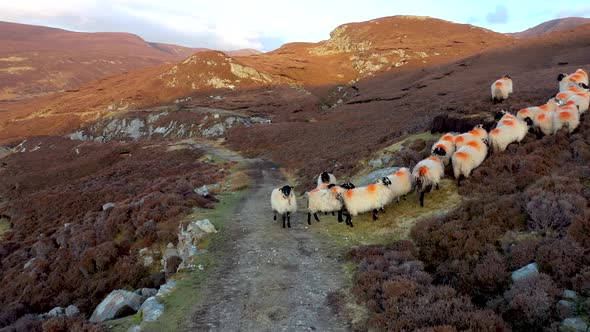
[271,68,590,228]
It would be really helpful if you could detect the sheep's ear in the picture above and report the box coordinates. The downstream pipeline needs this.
[558,73,566,81]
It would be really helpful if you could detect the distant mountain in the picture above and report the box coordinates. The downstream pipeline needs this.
[0,21,261,100]
[510,17,590,38]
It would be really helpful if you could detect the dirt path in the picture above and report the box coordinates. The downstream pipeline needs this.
[181,160,349,332]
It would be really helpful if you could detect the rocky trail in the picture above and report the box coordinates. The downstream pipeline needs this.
[181,158,349,332]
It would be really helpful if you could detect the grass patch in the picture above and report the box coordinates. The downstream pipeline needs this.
[108,188,248,332]
[0,218,10,239]
[311,179,461,248]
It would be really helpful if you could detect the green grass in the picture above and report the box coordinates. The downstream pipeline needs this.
[310,179,461,248]
[0,218,10,239]
[108,189,248,332]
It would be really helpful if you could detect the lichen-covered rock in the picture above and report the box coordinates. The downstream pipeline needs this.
[560,317,589,332]
[156,280,177,298]
[140,297,164,322]
[65,304,80,317]
[511,262,539,282]
[360,167,400,186]
[89,290,142,322]
[47,307,65,317]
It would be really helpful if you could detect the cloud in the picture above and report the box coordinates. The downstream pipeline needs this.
[555,6,590,18]
[486,5,509,24]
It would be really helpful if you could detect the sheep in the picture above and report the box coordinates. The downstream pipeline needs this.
[491,74,513,104]
[489,118,529,153]
[334,177,392,227]
[553,104,580,134]
[316,171,337,189]
[382,167,413,207]
[452,138,488,187]
[575,68,589,85]
[431,133,455,165]
[270,185,297,228]
[516,99,560,121]
[559,73,589,92]
[306,181,355,224]
[412,156,444,208]
[562,93,589,115]
[454,125,488,149]
[532,111,555,137]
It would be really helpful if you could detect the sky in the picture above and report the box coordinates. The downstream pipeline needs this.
[1,1,589,52]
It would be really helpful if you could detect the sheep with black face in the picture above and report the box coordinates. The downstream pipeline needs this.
[270,185,297,228]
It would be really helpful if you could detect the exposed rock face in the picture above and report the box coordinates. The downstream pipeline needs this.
[47,307,65,317]
[511,262,539,282]
[230,63,273,83]
[140,297,164,322]
[560,317,589,332]
[310,25,372,55]
[89,290,143,322]
[361,167,400,186]
[65,304,80,317]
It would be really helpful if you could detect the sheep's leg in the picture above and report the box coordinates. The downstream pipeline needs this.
[282,214,286,228]
[273,212,277,221]
[324,212,328,215]
[337,210,343,223]
[314,213,320,222]
[457,174,465,187]
[331,212,335,216]
[379,207,385,213]
[287,212,291,228]
[372,209,379,221]
[348,215,354,228]
[419,191,425,207]
[396,197,400,203]
[436,183,440,190]
[307,212,312,225]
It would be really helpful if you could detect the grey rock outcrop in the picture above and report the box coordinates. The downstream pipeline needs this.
[360,167,400,186]
[511,262,539,282]
[89,290,142,322]
[140,297,164,322]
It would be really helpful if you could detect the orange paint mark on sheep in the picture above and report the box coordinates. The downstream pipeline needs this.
[455,136,465,144]
[441,134,454,142]
[345,190,354,199]
[454,152,469,159]
[495,81,503,86]
[538,114,547,120]
[491,128,501,135]
[394,169,407,177]
[367,184,377,193]
[310,188,320,193]
[428,156,440,162]
[419,166,429,175]
[540,104,549,111]
[559,112,572,120]
[501,120,515,126]
[466,141,482,151]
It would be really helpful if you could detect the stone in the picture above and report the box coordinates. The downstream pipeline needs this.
[194,185,210,197]
[557,300,576,320]
[564,289,578,301]
[127,325,142,332]
[102,202,115,211]
[140,297,164,322]
[141,288,158,299]
[89,290,143,322]
[368,158,383,168]
[196,219,217,234]
[156,280,177,298]
[47,307,65,317]
[560,317,588,332]
[65,304,80,317]
[360,167,400,186]
[511,262,539,282]
[381,154,392,165]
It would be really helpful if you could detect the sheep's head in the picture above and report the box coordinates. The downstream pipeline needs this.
[381,177,392,186]
[503,74,511,79]
[432,146,446,157]
[524,117,534,127]
[340,181,356,190]
[494,110,507,120]
[558,73,568,82]
[320,172,331,183]
[279,185,294,197]
[481,138,489,146]
[580,83,589,90]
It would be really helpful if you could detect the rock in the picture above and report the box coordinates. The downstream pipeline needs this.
[47,307,65,317]
[23,257,38,270]
[564,289,578,301]
[360,167,400,186]
[65,304,80,317]
[381,154,392,165]
[102,202,115,211]
[127,325,142,332]
[511,262,539,282]
[368,158,383,168]
[156,280,177,298]
[141,288,158,299]
[196,219,218,234]
[557,300,576,320]
[194,185,210,197]
[140,297,164,322]
[560,317,588,332]
[89,290,143,322]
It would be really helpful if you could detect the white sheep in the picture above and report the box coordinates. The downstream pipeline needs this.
[532,111,555,137]
[452,138,488,187]
[491,74,513,104]
[316,171,337,189]
[306,182,356,224]
[516,99,560,121]
[430,133,456,165]
[334,178,392,227]
[562,94,589,115]
[489,113,529,153]
[383,167,413,207]
[454,125,488,149]
[270,185,297,228]
[412,156,444,208]
[559,73,589,92]
[553,104,580,134]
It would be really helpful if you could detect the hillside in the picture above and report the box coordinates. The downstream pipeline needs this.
[511,17,590,38]
[0,21,260,100]
[0,16,515,145]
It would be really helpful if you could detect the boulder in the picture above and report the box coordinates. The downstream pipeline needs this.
[368,159,383,168]
[156,280,177,298]
[194,185,211,197]
[47,307,65,317]
[360,167,400,186]
[557,300,576,320]
[102,202,115,211]
[564,289,578,302]
[196,219,217,234]
[65,304,80,317]
[560,317,589,332]
[511,262,539,282]
[89,290,142,322]
[141,288,158,299]
[140,297,164,322]
[127,325,142,332]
